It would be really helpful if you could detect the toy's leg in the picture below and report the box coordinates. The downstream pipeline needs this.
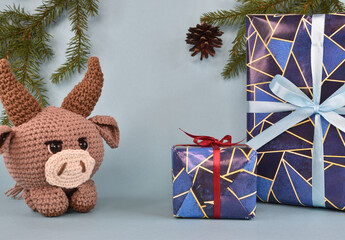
[70,180,97,213]
[22,189,36,211]
[28,186,69,217]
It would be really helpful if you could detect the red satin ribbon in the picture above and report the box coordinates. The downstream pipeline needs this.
[179,129,246,219]
[212,147,221,218]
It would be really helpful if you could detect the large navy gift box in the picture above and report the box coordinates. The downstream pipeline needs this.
[246,13,345,210]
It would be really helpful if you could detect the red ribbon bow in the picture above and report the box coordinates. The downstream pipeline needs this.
[178,129,246,219]
[179,128,242,149]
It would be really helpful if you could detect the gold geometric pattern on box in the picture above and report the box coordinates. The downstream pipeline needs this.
[246,13,345,210]
[172,146,257,218]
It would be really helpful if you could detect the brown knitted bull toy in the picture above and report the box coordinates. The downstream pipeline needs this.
[0,57,119,217]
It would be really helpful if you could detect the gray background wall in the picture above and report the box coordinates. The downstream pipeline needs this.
[0,0,242,200]
[0,1,343,240]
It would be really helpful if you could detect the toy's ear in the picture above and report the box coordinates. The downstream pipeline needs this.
[89,115,119,148]
[0,125,13,154]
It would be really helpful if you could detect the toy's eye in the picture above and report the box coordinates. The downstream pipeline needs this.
[78,138,88,150]
[45,140,63,154]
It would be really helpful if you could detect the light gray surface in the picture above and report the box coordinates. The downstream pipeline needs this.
[0,0,344,239]
[0,197,343,240]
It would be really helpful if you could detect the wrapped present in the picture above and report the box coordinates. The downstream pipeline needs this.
[246,13,345,210]
[172,131,257,219]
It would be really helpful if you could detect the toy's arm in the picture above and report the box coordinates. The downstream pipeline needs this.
[26,186,69,217]
[70,179,97,213]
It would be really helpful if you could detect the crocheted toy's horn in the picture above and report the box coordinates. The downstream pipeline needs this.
[0,59,42,126]
[61,57,104,117]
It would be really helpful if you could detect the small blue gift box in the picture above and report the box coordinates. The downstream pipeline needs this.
[172,145,257,219]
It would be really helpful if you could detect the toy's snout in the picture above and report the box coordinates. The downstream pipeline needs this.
[45,149,95,189]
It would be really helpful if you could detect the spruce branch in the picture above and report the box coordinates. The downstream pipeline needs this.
[201,0,345,79]
[0,1,66,113]
[201,0,292,27]
[50,0,93,83]
[222,24,247,79]
[222,50,247,79]
[321,0,329,13]
[0,0,99,125]
[83,0,99,16]
[0,110,11,127]
[330,0,345,12]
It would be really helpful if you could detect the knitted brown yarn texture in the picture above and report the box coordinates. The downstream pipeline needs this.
[24,186,69,217]
[70,180,98,212]
[61,57,104,118]
[4,106,105,189]
[23,181,98,217]
[0,59,42,126]
[0,56,119,217]
[2,106,114,217]
[89,115,120,148]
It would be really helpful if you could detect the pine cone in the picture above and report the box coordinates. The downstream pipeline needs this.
[186,23,223,60]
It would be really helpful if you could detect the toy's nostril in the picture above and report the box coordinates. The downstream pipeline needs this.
[80,161,86,173]
[57,162,67,176]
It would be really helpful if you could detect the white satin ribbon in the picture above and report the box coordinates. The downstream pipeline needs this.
[247,14,345,207]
